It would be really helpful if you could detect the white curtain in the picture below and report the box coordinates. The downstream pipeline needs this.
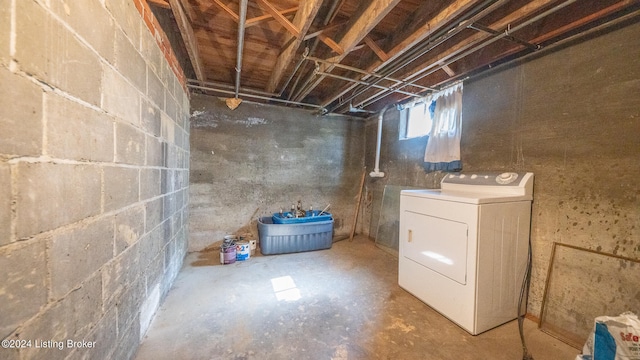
[424,83,463,171]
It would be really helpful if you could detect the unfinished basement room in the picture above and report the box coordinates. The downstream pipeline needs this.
[1,0,639,359]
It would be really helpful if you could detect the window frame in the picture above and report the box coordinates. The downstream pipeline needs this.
[398,97,434,141]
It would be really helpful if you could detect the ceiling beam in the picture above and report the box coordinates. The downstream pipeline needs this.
[318,33,344,54]
[293,0,402,102]
[246,6,298,28]
[441,64,456,76]
[364,36,389,61]
[529,0,638,42]
[147,0,170,9]
[349,0,568,110]
[303,21,347,41]
[445,0,640,83]
[303,21,347,54]
[336,0,401,54]
[213,0,239,23]
[199,4,299,28]
[319,0,483,108]
[176,0,196,21]
[392,0,561,85]
[265,0,323,93]
[384,0,480,69]
[167,0,205,80]
[255,0,300,37]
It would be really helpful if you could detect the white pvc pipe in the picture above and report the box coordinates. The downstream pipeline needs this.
[370,107,388,178]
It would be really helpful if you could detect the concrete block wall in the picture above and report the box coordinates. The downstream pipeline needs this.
[0,1,189,359]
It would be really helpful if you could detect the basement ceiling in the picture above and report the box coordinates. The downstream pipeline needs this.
[148,0,640,115]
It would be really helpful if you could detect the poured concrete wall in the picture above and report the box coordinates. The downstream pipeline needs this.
[462,21,639,321]
[0,1,189,359]
[364,20,639,325]
[189,94,365,251]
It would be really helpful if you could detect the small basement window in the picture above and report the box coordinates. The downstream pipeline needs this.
[398,98,434,140]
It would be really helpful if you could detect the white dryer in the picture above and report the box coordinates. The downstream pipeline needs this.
[399,172,534,335]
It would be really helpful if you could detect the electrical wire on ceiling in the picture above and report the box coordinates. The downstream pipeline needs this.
[324,0,510,114]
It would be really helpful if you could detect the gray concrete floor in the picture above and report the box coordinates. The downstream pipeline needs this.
[135,236,580,360]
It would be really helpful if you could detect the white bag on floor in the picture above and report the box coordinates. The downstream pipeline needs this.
[577,312,640,360]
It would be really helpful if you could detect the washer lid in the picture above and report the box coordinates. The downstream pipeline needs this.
[401,172,534,204]
[400,189,530,204]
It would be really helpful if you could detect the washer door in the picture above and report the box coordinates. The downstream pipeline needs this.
[403,211,468,285]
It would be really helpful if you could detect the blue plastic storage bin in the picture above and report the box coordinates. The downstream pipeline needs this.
[257,216,333,255]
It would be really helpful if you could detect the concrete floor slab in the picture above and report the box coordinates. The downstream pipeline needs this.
[135,236,580,360]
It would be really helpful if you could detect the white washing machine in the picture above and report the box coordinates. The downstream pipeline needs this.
[399,172,534,335]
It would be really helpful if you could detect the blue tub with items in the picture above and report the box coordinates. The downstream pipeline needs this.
[258,215,333,255]
[271,210,333,224]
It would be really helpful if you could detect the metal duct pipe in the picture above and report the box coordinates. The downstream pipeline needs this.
[325,0,508,113]
[356,0,579,109]
[291,70,320,103]
[462,8,640,85]
[313,70,424,98]
[188,84,325,110]
[306,56,434,91]
[188,79,279,98]
[374,0,507,76]
[467,23,540,50]
[329,0,507,112]
[277,47,310,97]
[287,53,310,101]
[234,0,248,98]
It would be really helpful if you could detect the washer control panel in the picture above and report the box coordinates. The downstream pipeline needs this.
[495,172,519,184]
[442,172,526,186]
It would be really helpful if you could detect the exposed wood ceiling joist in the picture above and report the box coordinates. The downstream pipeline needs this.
[213,0,240,22]
[364,36,389,61]
[349,0,637,111]
[167,0,204,80]
[146,0,640,115]
[246,6,298,27]
[345,0,567,111]
[292,0,403,102]
[320,0,486,109]
[265,0,323,92]
[255,0,301,36]
[148,0,170,9]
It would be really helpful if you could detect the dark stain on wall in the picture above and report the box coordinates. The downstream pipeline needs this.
[461,20,640,319]
[189,94,365,251]
[361,19,639,328]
